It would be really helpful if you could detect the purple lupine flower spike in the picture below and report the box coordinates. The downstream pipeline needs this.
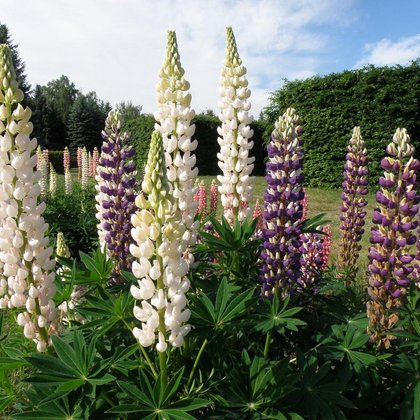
[338,127,369,273]
[95,110,137,283]
[367,128,420,349]
[260,108,304,297]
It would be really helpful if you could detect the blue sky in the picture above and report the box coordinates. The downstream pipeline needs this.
[1,0,419,116]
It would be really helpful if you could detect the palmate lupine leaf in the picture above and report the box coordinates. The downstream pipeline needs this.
[24,331,115,395]
[108,367,210,418]
[190,278,255,333]
[288,350,356,420]
[252,295,307,334]
[216,351,299,419]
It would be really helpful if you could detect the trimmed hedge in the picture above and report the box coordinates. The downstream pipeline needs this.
[123,113,266,177]
[261,61,420,188]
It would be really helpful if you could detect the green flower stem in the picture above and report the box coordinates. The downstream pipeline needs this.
[186,338,208,390]
[123,319,158,379]
[155,217,168,388]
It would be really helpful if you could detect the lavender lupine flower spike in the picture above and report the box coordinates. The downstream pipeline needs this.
[217,27,255,223]
[0,45,56,352]
[130,131,191,351]
[260,108,304,297]
[338,127,369,272]
[367,128,420,348]
[95,110,137,282]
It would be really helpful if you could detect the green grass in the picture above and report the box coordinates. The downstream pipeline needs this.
[198,176,376,276]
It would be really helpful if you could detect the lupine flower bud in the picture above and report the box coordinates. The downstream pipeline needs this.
[56,232,70,259]
[217,27,255,223]
[56,232,86,324]
[260,108,304,297]
[131,130,192,351]
[338,127,369,272]
[0,44,56,351]
[95,110,137,281]
[81,147,88,190]
[49,163,56,197]
[154,30,198,276]
[210,179,218,214]
[367,128,420,348]
[321,224,332,270]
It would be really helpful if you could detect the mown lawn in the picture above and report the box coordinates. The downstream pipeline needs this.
[198,175,377,277]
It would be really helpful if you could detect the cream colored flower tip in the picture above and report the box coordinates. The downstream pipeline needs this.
[386,128,414,159]
[349,126,365,148]
[0,44,24,104]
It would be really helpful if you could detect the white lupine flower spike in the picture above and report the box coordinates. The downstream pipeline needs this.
[0,44,56,352]
[154,30,199,255]
[130,130,192,354]
[217,27,255,223]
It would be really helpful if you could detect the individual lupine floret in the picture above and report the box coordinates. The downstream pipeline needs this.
[49,163,56,197]
[95,110,137,281]
[0,44,56,352]
[210,179,218,214]
[260,108,304,297]
[217,27,255,223]
[367,128,420,348]
[154,30,199,273]
[38,155,48,199]
[338,127,369,272]
[321,224,332,270]
[130,131,191,351]
[81,147,88,190]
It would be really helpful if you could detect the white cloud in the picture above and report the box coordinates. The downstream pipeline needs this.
[1,0,354,115]
[355,34,420,68]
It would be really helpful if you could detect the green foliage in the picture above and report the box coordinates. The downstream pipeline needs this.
[43,184,98,256]
[124,112,267,177]
[31,86,66,150]
[68,92,110,152]
[48,151,65,173]
[262,61,420,187]
[123,113,155,175]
